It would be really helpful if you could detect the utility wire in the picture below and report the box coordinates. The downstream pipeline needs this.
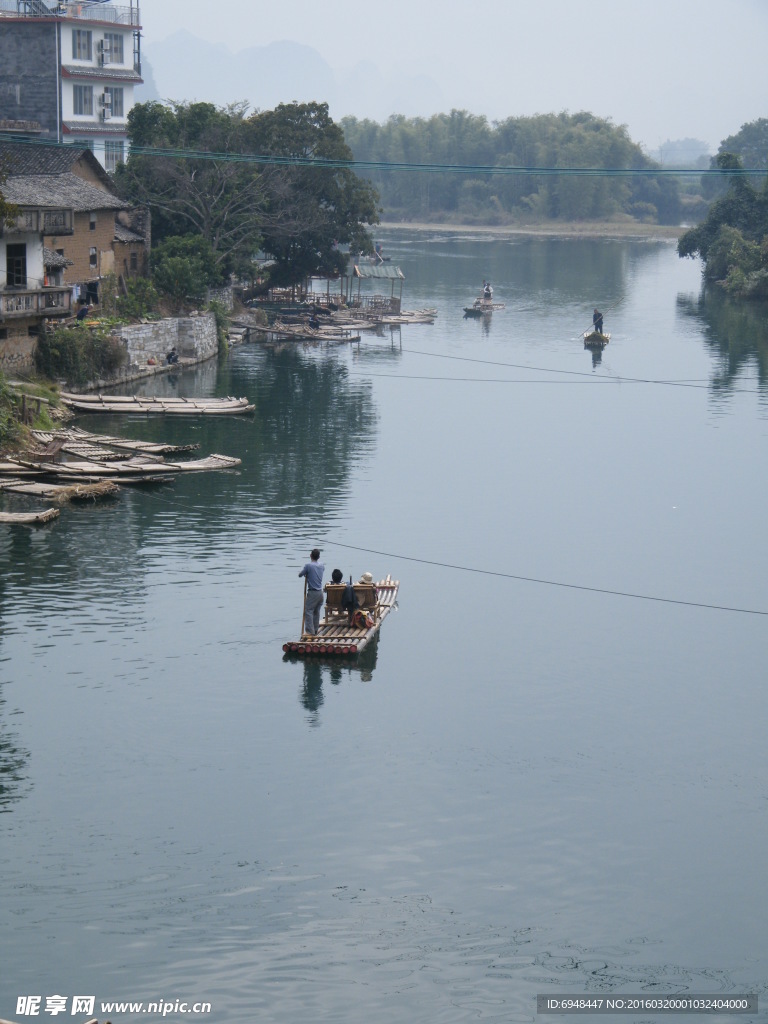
[398,347,765,392]
[122,480,768,618]
[323,539,768,617]
[1,132,763,177]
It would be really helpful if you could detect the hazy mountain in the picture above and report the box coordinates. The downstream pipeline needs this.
[138,32,446,122]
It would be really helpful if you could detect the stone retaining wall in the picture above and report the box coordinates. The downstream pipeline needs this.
[114,312,218,365]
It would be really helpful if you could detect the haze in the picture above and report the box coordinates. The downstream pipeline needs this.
[140,0,768,153]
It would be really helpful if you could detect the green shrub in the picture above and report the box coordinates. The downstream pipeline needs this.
[35,326,127,389]
[207,299,231,350]
[117,276,160,320]
[0,373,21,449]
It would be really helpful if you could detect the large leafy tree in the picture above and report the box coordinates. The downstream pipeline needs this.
[116,101,265,281]
[117,99,379,288]
[246,101,380,285]
[678,153,768,296]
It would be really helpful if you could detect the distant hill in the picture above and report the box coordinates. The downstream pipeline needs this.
[137,32,446,121]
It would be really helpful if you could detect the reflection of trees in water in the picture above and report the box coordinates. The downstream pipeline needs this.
[245,348,378,516]
[58,344,378,546]
[0,695,31,812]
[677,289,768,390]
[382,234,653,307]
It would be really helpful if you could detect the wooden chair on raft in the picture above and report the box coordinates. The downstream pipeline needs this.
[323,583,380,624]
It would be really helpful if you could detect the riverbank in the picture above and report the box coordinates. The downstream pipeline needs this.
[379,219,683,241]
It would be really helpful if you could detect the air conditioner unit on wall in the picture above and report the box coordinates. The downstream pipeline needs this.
[97,39,112,66]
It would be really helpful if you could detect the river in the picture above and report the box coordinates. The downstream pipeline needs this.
[1,231,767,1023]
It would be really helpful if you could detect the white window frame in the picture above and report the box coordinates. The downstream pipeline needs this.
[73,84,93,116]
[103,32,124,64]
[72,29,92,61]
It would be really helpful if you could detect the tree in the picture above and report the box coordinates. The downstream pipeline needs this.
[341,110,680,225]
[247,101,380,285]
[678,153,768,296]
[116,101,268,279]
[117,100,379,289]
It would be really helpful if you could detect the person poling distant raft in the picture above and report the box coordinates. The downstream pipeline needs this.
[583,306,610,348]
[285,562,400,658]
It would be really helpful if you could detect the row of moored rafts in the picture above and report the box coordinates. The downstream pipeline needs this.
[0,425,242,522]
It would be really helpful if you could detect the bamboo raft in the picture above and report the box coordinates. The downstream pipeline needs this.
[0,507,60,524]
[583,330,611,348]
[283,575,399,657]
[32,427,201,457]
[6,452,240,479]
[59,393,255,415]
[0,478,119,501]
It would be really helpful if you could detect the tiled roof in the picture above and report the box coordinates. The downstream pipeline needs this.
[114,222,144,243]
[0,138,90,175]
[43,247,74,268]
[2,172,129,211]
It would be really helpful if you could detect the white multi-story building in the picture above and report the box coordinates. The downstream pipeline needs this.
[0,0,142,172]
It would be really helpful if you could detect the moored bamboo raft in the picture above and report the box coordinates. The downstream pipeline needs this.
[6,452,240,478]
[0,507,60,524]
[59,393,255,414]
[32,427,201,459]
[283,575,399,657]
[0,478,119,501]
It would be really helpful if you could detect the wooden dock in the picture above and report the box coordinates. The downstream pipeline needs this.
[283,575,399,657]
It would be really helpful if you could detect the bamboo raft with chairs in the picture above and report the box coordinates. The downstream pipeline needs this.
[283,575,399,657]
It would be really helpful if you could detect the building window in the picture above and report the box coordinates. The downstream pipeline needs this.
[90,212,97,231]
[104,139,125,173]
[6,244,27,288]
[103,87,124,118]
[89,247,97,270]
[102,32,124,64]
[72,29,92,61]
[130,251,138,272]
[73,84,93,116]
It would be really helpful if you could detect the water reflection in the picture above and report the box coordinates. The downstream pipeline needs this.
[285,635,381,724]
[677,288,768,391]
[0,693,30,811]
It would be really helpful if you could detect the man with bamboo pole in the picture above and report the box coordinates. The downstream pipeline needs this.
[298,548,325,636]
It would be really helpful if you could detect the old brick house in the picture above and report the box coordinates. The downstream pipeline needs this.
[0,139,150,303]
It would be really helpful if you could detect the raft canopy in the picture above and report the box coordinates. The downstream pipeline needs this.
[351,264,405,280]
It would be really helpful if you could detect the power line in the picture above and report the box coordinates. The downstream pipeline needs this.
[324,539,768,617]
[398,347,765,392]
[1,132,764,177]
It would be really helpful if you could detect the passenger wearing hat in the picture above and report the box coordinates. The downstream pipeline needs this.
[298,548,325,635]
[358,571,378,602]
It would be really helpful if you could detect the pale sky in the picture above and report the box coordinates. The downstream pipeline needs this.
[139,0,768,152]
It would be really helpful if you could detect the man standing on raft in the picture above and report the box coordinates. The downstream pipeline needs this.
[299,548,325,636]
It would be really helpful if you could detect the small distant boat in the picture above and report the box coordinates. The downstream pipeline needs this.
[283,575,399,658]
[583,330,611,348]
